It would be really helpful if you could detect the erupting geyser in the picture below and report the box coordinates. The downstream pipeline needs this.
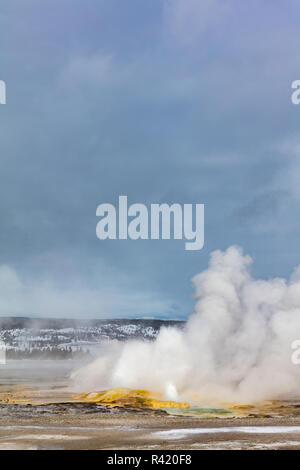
[73,246,300,405]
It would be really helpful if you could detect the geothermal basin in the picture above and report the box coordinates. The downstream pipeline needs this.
[1,360,300,450]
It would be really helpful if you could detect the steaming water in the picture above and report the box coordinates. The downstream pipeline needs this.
[73,246,300,404]
[151,426,300,440]
[0,360,76,385]
[165,407,233,418]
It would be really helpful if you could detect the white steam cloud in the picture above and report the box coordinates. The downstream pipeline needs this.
[73,246,300,404]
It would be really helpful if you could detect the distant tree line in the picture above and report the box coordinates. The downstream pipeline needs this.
[6,346,91,360]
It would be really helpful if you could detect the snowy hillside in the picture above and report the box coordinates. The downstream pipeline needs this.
[0,318,184,359]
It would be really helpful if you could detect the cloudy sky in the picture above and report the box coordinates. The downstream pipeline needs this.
[0,0,300,318]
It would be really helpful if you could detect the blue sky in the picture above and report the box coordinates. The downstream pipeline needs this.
[0,0,300,318]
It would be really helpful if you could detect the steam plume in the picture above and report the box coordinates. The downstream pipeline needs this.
[73,246,300,404]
